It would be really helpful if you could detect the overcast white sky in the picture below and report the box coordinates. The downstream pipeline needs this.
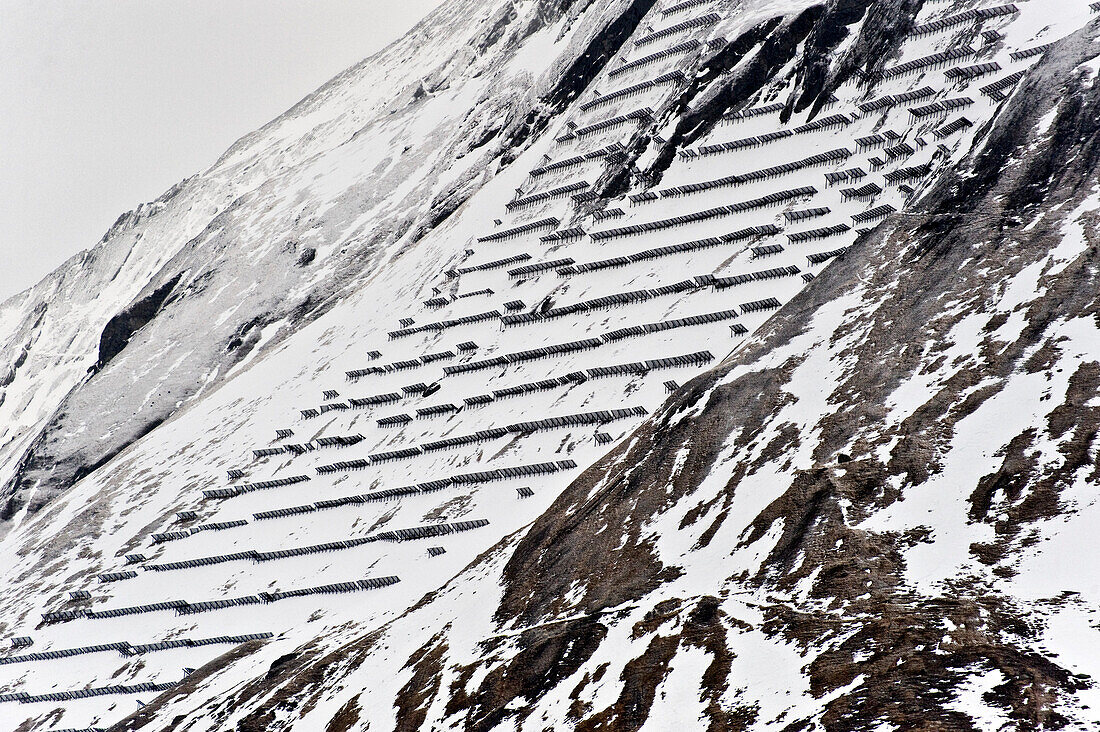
[0,0,444,302]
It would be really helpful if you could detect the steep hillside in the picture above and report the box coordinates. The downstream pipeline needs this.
[0,0,1098,730]
[117,16,1100,732]
[0,0,649,529]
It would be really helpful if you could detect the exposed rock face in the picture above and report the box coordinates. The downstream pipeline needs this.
[114,22,1100,732]
[93,275,182,372]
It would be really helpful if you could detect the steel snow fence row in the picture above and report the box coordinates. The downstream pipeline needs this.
[787,224,851,243]
[661,0,711,17]
[791,113,852,134]
[851,204,897,223]
[265,576,397,600]
[253,538,380,562]
[421,350,455,364]
[529,153,586,177]
[491,376,575,400]
[504,407,648,431]
[740,297,782,314]
[933,116,973,139]
[611,41,698,77]
[686,128,787,157]
[456,288,494,301]
[854,129,902,150]
[840,183,884,201]
[443,339,601,376]
[560,225,778,276]
[600,307,729,341]
[349,392,402,407]
[911,4,1017,35]
[579,71,686,112]
[751,244,785,258]
[80,600,189,620]
[178,596,262,614]
[783,207,830,222]
[314,434,364,448]
[575,107,654,135]
[588,352,712,377]
[0,680,180,704]
[663,149,849,197]
[150,531,191,544]
[856,85,936,113]
[720,102,784,123]
[452,460,576,484]
[503,288,653,325]
[881,47,976,79]
[807,247,849,265]
[477,217,559,243]
[1009,42,1053,61]
[884,163,933,184]
[367,447,423,463]
[375,520,490,542]
[388,310,501,340]
[540,226,587,243]
[0,634,269,663]
[444,356,508,376]
[416,404,458,418]
[0,641,128,664]
[979,70,1025,99]
[909,96,973,119]
[316,456,382,475]
[506,181,590,211]
[944,61,1000,80]
[254,504,314,521]
[449,252,531,277]
[195,459,584,522]
[508,257,575,278]
[145,551,259,572]
[694,113,852,157]
[203,474,310,500]
[253,446,286,458]
[633,13,720,47]
[589,188,816,241]
[189,520,248,533]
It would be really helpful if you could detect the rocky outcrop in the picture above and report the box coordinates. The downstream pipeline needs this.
[93,274,181,372]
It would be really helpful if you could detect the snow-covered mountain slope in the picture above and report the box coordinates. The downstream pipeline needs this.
[112,19,1100,732]
[0,0,650,531]
[1,0,1099,730]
